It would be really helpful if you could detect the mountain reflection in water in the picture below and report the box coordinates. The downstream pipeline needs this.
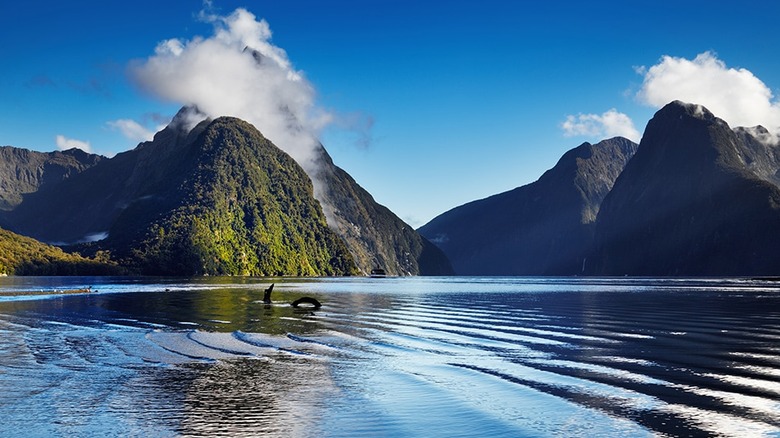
[0,276,779,437]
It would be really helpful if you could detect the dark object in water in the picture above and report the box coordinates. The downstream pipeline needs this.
[291,296,322,309]
[262,284,274,304]
[370,268,387,278]
[262,283,321,309]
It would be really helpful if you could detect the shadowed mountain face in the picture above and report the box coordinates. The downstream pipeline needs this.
[313,146,453,276]
[0,146,103,212]
[589,101,780,276]
[0,108,449,276]
[2,108,209,244]
[419,137,638,275]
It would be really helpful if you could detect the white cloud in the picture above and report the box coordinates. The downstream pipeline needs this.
[562,109,641,143]
[107,119,159,142]
[55,135,91,153]
[636,51,780,141]
[131,8,330,174]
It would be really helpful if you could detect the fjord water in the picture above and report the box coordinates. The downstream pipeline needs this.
[0,277,779,437]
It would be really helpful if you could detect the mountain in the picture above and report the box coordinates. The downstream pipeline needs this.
[733,125,780,188]
[419,137,638,275]
[103,116,358,276]
[314,146,453,276]
[588,101,780,276]
[0,108,449,276]
[1,111,357,275]
[3,108,209,244]
[0,227,121,275]
[0,146,102,212]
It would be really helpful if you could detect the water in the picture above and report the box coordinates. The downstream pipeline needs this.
[0,276,779,437]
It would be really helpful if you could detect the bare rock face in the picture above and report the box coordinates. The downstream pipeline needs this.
[314,145,453,276]
[733,125,780,188]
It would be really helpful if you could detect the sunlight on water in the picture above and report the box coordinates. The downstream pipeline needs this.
[0,276,779,437]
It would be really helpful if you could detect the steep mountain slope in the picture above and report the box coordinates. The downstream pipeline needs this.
[733,126,780,188]
[314,146,453,276]
[1,106,449,276]
[2,108,210,244]
[0,227,120,275]
[589,101,780,276]
[419,137,637,275]
[0,146,102,212]
[101,117,356,275]
[2,111,357,275]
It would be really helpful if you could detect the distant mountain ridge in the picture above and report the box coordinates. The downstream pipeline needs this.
[7,100,775,277]
[0,146,102,212]
[0,108,451,276]
[419,137,638,275]
[421,101,780,276]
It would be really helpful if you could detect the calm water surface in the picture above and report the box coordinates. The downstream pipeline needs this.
[0,276,779,437]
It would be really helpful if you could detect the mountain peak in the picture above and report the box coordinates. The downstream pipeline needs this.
[419,136,637,275]
[653,100,731,130]
[591,102,780,275]
[157,106,210,140]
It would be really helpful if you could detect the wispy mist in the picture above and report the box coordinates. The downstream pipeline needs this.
[107,119,158,143]
[562,109,641,143]
[55,135,91,153]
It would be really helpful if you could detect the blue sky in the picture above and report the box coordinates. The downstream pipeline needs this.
[2,1,780,226]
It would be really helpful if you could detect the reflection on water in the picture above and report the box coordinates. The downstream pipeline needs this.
[1,277,779,437]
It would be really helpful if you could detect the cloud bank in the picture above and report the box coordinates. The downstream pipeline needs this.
[562,109,641,143]
[130,8,331,175]
[637,51,780,142]
[562,52,780,145]
[55,135,91,153]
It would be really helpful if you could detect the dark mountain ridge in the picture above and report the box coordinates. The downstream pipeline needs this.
[0,146,103,212]
[588,101,780,276]
[421,100,780,276]
[419,137,637,275]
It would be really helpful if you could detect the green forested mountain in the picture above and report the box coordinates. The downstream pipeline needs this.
[0,110,362,275]
[0,227,120,275]
[101,117,357,276]
[0,107,448,276]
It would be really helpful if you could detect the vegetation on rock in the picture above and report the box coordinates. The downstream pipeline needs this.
[95,117,358,276]
[0,227,121,275]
